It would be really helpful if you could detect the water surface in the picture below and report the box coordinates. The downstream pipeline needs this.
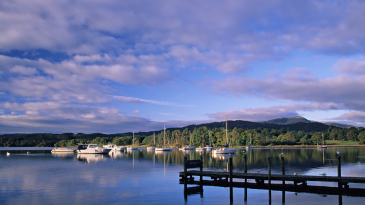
[1,147,365,204]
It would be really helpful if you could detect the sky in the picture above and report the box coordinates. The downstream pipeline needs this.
[1,0,365,134]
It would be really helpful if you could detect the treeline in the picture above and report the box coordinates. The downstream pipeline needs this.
[1,125,365,147]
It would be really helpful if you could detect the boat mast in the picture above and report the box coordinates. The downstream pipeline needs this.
[209,131,211,146]
[133,131,134,146]
[164,125,166,147]
[226,115,228,145]
[154,132,155,146]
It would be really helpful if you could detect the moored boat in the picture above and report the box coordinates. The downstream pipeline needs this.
[51,147,76,153]
[213,115,235,155]
[76,144,111,154]
[127,131,139,151]
[155,125,172,151]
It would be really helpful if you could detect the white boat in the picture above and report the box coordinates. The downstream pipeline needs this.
[76,144,111,154]
[181,131,196,150]
[204,145,214,150]
[156,125,172,151]
[103,144,125,151]
[196,147,206,151]
[127,131,139,151]
[204,131,214,150]
[51,147,76,153]
[245,145,251,149]
[181,145,196,150]
[147,132,156,150]
[213,115,235,155]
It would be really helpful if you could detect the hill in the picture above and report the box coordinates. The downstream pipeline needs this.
[260,116,311,125]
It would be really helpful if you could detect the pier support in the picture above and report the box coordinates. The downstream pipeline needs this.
[244,154,247,184]
[229,156,233,203]
[281,156,285,185]
[337,155,341,189]
[268,157,271,187]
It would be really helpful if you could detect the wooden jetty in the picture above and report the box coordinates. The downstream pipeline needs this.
[180,155,365,204]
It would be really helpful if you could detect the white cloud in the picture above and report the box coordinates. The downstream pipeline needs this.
[132,110,140,114]
[114,96,193,107]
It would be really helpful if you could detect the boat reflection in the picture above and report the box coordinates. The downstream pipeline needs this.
[212,152,236,160]
[51,152,76,159]
[108,150,124,159]
[77,154,109,163]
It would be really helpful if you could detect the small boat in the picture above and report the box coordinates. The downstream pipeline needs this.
[204,132,214,150]
[181,145,196,150]
[76,144,111,154]
[245,145,251,149]
[319,145,327,148]
[6,152,10,156]
[155,125,172,151]
[103,144,124,151]
[196,147,206,151]
[213,115,235,155]
[127,131,139,151]
[51,147,76,153]
[147,132,156,150]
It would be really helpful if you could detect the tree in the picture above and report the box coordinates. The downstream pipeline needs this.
[311,132,322,145]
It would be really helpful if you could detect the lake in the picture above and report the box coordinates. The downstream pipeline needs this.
[1,147,365,205]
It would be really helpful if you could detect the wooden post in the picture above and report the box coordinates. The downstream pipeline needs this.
[244,187,247,202]
[268,157,271,187]
[200,155,203,182]
[229,156,233,203]
[337,155,341,189]
[282,190,285,204]
[229,157,233,184]
[184,156,187,187]
[244,154,247,183]
[281,156,285,185]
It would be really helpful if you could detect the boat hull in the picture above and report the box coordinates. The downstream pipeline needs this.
[155,148,172,151]
[77,148,111,154]
[213,148,235,154]
[51,148,76,153]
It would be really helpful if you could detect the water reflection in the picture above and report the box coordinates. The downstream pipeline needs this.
[77,154,109,163]
[1,148,365,205]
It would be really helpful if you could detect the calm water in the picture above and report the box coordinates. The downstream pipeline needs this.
[1,147,365,205]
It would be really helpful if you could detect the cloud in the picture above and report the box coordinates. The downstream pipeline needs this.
[114,96,193,107]
[333,59,365,75]
[207,103,345,122]
[209,65,365,111]
[332,111,365,125]
[132,110,140,114]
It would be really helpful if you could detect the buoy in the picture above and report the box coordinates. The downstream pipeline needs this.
[6,152,10,156]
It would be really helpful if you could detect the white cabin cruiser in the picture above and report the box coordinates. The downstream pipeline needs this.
[76,144,111,154]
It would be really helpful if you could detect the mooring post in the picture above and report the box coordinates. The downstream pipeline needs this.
[229,157,233,184]
[184,155,187,190]
[244,154,247,183]
[200,155,203,182]
[337,155,341,189]
[229,156,233,203]
[268,157,271,187]
[282,190,285,204]
[244,187,247,202]
[281,156,285,185]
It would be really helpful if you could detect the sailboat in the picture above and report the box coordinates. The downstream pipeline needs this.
[181,131,196,150]
[147,132,156,150]
[155,125,172,151]
[213,115,235,154]
[127,131,138,151]
[319,133,327,148]
[204,131,214,150]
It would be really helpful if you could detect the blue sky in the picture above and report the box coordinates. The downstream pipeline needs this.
[1,0,365,134]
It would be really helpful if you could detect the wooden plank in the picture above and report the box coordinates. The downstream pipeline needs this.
[179,171,365,183]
